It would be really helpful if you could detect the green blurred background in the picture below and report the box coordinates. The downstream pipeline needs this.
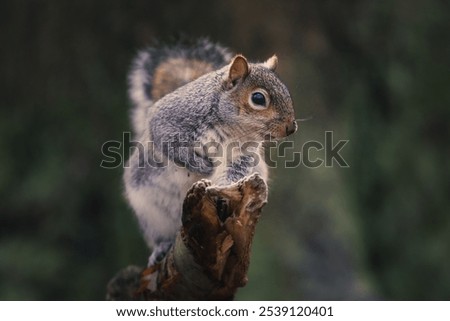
[1,0,449,300]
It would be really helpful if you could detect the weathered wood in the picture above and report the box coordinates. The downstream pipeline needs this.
[107,173,267,300]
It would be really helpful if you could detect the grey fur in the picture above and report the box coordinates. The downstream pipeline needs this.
[124,39,296,266]
[128,38,232,138]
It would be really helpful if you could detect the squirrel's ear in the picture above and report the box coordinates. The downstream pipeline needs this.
[264,55,278,71]
[227,55,249,88]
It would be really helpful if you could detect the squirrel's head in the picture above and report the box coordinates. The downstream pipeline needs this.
[221,54,297,141]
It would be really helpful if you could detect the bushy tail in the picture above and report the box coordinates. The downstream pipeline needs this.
[128,38,232,137]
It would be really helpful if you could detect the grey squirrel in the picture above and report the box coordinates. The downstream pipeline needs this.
[123,38,297,266]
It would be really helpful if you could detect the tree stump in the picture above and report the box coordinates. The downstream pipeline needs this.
[106,173,268,300]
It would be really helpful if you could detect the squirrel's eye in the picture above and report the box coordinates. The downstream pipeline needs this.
[248,89,270,110]
[251,92,266,106]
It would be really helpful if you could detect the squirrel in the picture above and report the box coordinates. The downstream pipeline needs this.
[123,38,297,266]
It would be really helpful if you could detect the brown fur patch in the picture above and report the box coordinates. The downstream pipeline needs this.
[152,58,215,100]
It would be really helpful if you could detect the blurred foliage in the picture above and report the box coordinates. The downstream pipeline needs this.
[0,0,448,300]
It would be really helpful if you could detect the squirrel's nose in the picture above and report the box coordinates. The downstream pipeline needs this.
[286,120,297,136]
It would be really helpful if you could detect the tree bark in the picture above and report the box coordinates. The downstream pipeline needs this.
[106,173,268,300]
